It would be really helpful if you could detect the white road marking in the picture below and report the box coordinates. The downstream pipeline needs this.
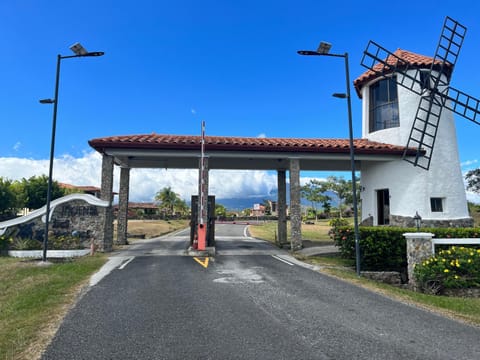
[243,226,249,238]
[119,256,135,270]
[272,255,294,266]
[89,256,127,287]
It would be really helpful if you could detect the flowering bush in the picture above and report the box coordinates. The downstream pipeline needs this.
[414,246,480,294]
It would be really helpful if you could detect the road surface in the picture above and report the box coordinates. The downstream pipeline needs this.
[42,223,480,359]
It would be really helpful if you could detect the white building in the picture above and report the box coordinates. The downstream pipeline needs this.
[354,49,472,227]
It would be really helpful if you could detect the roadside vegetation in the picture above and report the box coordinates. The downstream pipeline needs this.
[0,255,107,359]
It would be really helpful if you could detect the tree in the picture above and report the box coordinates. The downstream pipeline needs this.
[21,175,65,210]
[174,197,189,217]
[155,187,183,216]
[0,177,17,216]
[262,200,272,216]
[325,176,359,218]
[215,203,227,218]
[466,169,480,193]
[301,179,331,221]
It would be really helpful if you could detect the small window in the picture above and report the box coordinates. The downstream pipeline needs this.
[431,198,444,212]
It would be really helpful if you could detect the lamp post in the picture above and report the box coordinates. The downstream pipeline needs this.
[40,42,104,262]
[298,42,361,276]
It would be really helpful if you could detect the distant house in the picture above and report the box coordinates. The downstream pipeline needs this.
[59,183,102,198]
[251,200,286,217]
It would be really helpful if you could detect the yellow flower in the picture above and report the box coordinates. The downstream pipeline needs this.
[454,275,459,279]
[444,269,450,273]
[468,259,472,264]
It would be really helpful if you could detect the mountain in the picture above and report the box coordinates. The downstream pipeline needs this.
[216,190,339,212]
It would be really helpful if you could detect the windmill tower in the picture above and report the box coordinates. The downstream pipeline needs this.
[354,17,480,227]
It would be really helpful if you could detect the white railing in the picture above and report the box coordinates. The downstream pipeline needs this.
[431,238,480,254]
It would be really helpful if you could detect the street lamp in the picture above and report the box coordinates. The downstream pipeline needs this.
[297,41,361,276]
[40,42,104,262]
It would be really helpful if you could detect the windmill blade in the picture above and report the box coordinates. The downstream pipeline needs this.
[444,85,480,125]
[403,17,467,170]
[422,17,467,96]
[360,41,424,96]
[403,93,444,170]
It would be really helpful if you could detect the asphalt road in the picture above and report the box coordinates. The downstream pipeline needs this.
[42,224,480,359]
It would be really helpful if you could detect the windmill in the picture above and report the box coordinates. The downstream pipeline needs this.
[360,16,480,170]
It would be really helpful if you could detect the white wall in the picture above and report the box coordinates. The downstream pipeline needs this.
[360,70,469,223]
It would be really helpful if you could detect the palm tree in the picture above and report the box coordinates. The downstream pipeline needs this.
[155,187,178,216]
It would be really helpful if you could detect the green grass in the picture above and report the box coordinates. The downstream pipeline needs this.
[248,219,334,243]
[0,255,107,359]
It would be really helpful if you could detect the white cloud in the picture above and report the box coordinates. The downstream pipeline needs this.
[0,152,279,203]
[461,159,478,168]
[13,142,21,152]
[256,133,267,138]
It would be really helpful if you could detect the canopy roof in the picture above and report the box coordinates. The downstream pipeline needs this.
[89,134,417,171]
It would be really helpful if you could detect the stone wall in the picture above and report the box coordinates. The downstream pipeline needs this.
[0,194,109,250]
[391,215,473,228]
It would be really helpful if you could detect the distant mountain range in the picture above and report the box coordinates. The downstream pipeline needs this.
[216,191,339,212]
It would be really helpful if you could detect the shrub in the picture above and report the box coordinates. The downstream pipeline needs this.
[10,237,42,250]
[0,235,12,255]
[414,246,480,294]
[331,226,480,272]
[331,226,407,271]
[329,218,349,228]
[48,235,82,250]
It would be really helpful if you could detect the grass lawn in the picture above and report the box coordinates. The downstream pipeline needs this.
[114,219,190,239]
[0,255,107,360]
[248,219,334,244]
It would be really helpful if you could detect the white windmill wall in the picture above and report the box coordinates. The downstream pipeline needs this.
[360,70,471,225]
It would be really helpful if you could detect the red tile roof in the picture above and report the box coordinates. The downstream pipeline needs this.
[89,134,416,156]
[59,183,100,192]
[354,49,453,97]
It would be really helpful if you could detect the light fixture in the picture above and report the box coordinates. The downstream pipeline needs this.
[317,41,332,54]
[413,211,422,231]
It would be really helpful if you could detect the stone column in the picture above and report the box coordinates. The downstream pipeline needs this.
[116,167,130,245]
[289,158,302,250]
[277,169,287,247]
[404,232,434,288]
[99,154,114,252]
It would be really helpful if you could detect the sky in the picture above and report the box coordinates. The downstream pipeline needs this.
[1,0,480,204]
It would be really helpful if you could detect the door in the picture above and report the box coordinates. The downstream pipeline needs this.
[377,189,390,225]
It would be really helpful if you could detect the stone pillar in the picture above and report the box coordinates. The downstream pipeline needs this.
[277,169,287,247]
[289,158,302,250]
[99,154,114,252]
[404,232,434,288]
[116,167,130,245]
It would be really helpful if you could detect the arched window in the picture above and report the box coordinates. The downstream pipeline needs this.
[369,76,399,132]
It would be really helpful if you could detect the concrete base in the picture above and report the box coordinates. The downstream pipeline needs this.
[185,246,216,257]
[8,249,91,258]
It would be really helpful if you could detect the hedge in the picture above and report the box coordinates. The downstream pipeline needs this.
[330,226,480,271]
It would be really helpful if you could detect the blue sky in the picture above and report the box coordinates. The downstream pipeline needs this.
[1,1,480,203]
